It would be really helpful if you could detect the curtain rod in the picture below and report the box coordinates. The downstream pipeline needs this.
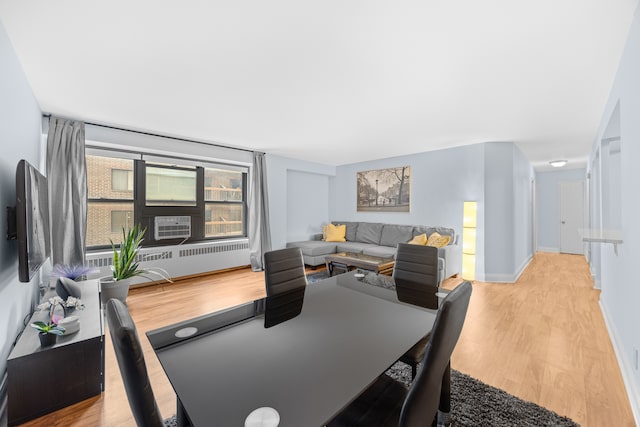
[43,113,256,154]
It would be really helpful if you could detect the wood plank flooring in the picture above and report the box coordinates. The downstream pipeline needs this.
[18,252,635,426]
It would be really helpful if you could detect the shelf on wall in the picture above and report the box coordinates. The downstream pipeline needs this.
[579,229,623,255]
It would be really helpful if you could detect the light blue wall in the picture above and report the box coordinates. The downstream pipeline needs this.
[286,170,329,242]
[483,143,514,279]
[276,141,534,282]
[588,4,640,418]
[481,142,535,281]
[330,144,487,279]
[265,154,335,250]
[512,145,535,277]
[535,168,586,252]
[0,21,43,382]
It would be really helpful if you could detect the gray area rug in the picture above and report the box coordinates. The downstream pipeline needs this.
[307,270,331,283]
[386,362,580,427]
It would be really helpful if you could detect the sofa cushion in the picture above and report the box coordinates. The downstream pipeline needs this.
[408,233,427,245]
[426,232,451,248]
[355,222,384,245]
[363,245,397,259]
[380,224,414,247]
[286,241,337,257]
[332,221,359,241]
[325,223,346,242]
[413,226,456,245]
[335,242,379,254]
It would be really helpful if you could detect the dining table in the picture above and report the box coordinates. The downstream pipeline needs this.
[146,270,444,427]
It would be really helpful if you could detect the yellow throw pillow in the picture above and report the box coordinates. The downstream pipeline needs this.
[408,233,427,245]
[325,223,346,242]
[426,232,451,248]
[322,225,328,241]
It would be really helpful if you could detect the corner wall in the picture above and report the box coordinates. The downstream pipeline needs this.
[483,142,535,282]
[265,154,336,250]
[0,19,43,411]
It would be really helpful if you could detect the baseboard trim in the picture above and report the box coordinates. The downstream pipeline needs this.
[600,300,640,425]
[483,254,533,283]
[514,255,533,282]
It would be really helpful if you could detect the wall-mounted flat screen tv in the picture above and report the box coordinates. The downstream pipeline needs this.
[14,160,50,282]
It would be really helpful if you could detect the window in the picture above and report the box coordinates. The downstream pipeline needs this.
[145,164,197,206]
[111,210,133,233]
[111,169,133,191]
[87,155,135,247]
[204,168,245,238]
[86,150,247,248]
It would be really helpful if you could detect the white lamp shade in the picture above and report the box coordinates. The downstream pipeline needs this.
[463,202,477,228]
[462,228,477,255]
[462,254,476,281]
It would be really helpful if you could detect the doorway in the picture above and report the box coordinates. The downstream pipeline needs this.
[559,180,584,254]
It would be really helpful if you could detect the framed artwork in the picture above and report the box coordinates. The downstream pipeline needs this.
[357,166,410,212]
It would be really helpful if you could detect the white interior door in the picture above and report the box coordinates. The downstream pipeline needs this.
[560,181,585,254]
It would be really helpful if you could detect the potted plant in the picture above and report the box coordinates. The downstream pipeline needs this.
[31,321,65,347]
[31,297,66,347]
[100,224,171,304]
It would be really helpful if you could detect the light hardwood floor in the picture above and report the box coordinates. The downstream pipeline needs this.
[18,252,635,426]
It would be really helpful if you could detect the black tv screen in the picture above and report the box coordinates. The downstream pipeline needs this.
[15,160,50,283]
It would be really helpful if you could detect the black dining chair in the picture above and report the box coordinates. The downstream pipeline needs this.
[393,243,440,379]
[327,281,472,427]
[106,298,189,427]
[263,247,308,328]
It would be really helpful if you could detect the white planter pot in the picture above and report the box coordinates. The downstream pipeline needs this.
[99,277,132,304]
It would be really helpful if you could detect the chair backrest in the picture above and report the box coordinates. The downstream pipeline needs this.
[106,298,164,427]
[399,281,472,427]
[263,247,307,327]
[393,243,440,308]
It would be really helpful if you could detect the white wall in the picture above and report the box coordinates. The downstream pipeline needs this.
[588,4,640,421]
[0,20,43,396]
[535,168,586,252]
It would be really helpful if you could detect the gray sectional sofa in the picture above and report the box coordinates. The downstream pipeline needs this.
[286,221,461,280]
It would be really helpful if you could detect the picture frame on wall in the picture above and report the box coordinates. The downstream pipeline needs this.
[357,166,411,212]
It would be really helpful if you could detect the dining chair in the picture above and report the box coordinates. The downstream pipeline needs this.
[327,281,472,427]
[106,298,189,427]
[393,243,440,379]
[263,247,308,327]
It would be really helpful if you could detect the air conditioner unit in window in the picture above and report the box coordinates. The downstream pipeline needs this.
[154,216,191,240]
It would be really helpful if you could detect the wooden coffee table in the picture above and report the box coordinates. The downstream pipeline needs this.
[325,252,395,277]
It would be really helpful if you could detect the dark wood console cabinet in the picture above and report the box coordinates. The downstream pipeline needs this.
[7,280,104,426]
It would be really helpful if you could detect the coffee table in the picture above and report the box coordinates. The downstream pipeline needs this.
[325,252,395,276]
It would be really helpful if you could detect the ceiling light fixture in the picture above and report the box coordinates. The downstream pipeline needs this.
[549,160,568,168]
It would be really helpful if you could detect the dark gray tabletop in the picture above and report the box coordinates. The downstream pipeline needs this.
[147,272,439,427]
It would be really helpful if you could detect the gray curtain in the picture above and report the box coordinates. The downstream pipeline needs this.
[46,117,87,266]
[248,152,272,271]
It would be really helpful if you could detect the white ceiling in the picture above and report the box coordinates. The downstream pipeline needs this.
[1,1,637,169]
